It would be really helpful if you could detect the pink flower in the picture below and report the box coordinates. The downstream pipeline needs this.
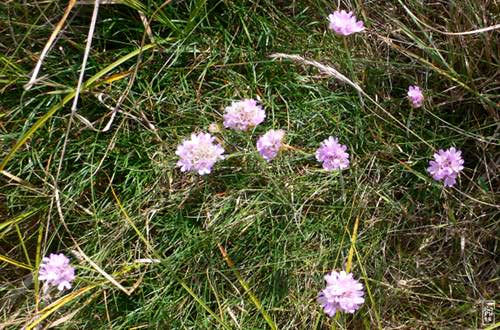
[318,271,365,316]
[39,253,75,291]
[176,132,224,175]
[328,10,365,36]
[407,85,424,108]
[315,137,350,171]
[257,129,285,161]
[223,99,265,131]
[427,147,464,187]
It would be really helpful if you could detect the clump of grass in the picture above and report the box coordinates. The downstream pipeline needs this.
[1,0,498,329]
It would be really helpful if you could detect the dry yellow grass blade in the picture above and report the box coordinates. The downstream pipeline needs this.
[25,285,97,330]
[25,0,77,90]
[0,254,33,270]
[46,290,100,328]
[345,216,360,273]
[102,70,132,84]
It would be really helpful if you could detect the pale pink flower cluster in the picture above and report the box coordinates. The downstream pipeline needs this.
[427,147,464,187]
[257,129,285,161]
[328,10,365,36]
[318,271,365,316]
[315,137,350,171]
[407,85,424,108]
[223,99,265,131]
[39,253,75,291]
[176,133,225,175]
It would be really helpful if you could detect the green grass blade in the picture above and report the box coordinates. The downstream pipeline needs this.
[0,209,38,232]
[177,278,232,330]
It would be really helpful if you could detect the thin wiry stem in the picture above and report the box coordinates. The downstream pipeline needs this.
[71,0,100,113]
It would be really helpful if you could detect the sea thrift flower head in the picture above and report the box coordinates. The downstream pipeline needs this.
[318,270,364,316]
[257,129,285,161]
[38,253,75,291]
[176,132,224,175]
[315,137,350,171]
[328,10,365,36]
[223,99,265,131]
[407,85,424,108]
[427,147,464,187]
